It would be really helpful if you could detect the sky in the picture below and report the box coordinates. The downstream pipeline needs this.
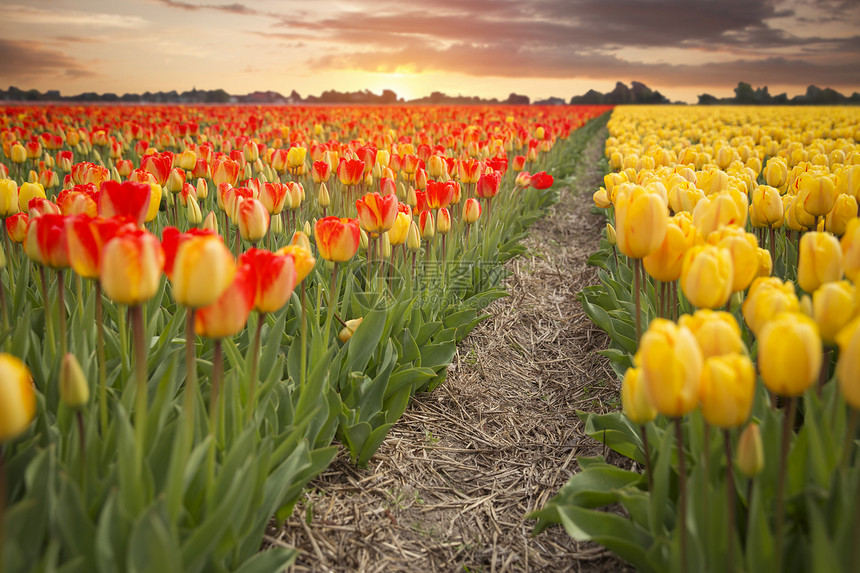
[1,0,859,104]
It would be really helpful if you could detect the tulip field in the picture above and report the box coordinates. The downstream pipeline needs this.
[0,103,612,572]
[530,105,860,572]
[3,101,860,572]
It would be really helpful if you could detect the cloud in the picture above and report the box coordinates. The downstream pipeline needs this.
[3,4,147,28]
[0,39,98,81]
[154,0,261,16]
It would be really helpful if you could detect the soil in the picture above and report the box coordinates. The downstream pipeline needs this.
[269,124,631,572]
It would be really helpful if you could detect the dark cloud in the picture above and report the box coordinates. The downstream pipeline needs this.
[155,0,259,15]
[0,39,97,80]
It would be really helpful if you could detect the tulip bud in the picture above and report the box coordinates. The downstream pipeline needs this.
[621,367,656,425]
[419,210,435,240]
[186,195,203,225]
[0,353,36,441]
[359,228,369,250]
[379,231,392,258]
[196,178,208,200]
[825,194,857,236]
[680,244,734,309]
[60,353,89,409]
[10,143,26,164]
[338,318,364,343]
[605,223,617,246]
[736,422,764,477]
[303,220,312,237]
[318,182,331,209]
[407,220,421,252]
[237,198,270,243]
[202,211,218,233]
[406,185,418,210]
[436,207,451,235]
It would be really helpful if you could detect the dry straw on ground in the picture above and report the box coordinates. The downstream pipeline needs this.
[271,130,630,572]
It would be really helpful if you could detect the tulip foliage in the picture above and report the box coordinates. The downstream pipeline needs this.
[0,103,608,572]
[534,106,860,573]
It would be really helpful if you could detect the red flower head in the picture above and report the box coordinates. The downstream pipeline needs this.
[529,171,554,189]
[425,180,455,210]
[6,213,29,243]
[98,180,152,226]
[314,217,361,262]
[260,182,289,215]
[457,159,482,184]
[65,215,125,279]
[26,213,70,268]
[115,159,134,178]
[312,160,332,184]
[239,247,297,313]
[337,157,364,186]
[195,263,255,339]
[356,192,398,234]
[141,153,172,186]
[212,156,241,187]
[379,177,396,196]
[476,172,502,198]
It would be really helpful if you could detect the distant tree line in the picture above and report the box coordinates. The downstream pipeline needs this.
[698,82,860,105]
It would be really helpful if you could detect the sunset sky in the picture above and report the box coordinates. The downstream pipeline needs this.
[1,0,859,104]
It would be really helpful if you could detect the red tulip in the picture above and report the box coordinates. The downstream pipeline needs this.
[6,213,29,243]
[240,248,297,313]
[529,171,554,189]
[26,213,70,268]
[195,263,255,339]
[356,192,397,233]
[98,180,151,226]
[141,154,172,186]
[476,172,501,198]
[314,217,360,262]
[65,215,125,279]
[100,228,164,306]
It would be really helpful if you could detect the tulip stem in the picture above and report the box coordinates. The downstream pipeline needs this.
[853,452,860,573]
[39,265,55,357]
[0,447,6,573]
[57,269,67,358]
[633,258,642,344]
[768,227,776,270]
[0,280,8,337]
[640,424,653,491]
[184,307,197,426]
[724,429,736,573]
[775,396,797,573]
[300,283,307,391]
[842,409,858,471]
[207,338,223,498]
[131,305,147,476]
[76,410,86,492]
[95,282,108,434]
[675,417,688,573]
[818,348,831,397]
[245,313,264,424]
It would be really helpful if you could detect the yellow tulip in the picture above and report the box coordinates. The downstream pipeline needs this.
[708,225,760,293]
[796,171,838,218]
[763,158,789,189]
[756,247,773,278]
[749,185,783,228]
[825,194,857,236]
[837,316,860,410]
[679,309,744,358]
[614,184,668,259]
[643,217,697,282]
[171,235,236,308]
[636,319,703,418]
[621,367,657,425]
[0,179,19,217]
[758,312,821,397]
[700,354,756,428]
[797,231,843,293]
[17,182,46,213]
[812,280,856,345]
[742,277,800,336]
[0,353,36,441]
[841,218,860,283]
[692,192,745,238]
[592,187,611,208]
[680,244,734,309]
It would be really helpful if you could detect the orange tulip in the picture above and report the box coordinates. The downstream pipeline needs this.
[195,263,255,339]
[240,248,297,313]
[356,192,398,234]
[65,215,124,279]
[314,216,360,262]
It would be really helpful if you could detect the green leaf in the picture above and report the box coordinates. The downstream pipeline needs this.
[346,308,386,374]
[581,411,644,464]
[126,502,182,573]
[232,547,298,573]
[556,506,657,573]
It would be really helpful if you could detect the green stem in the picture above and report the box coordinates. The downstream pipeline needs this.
[724,429,736,573]
[184,307,197,428]
[0,447,6,573]
[245,313,264,424]
[842,409,859,471]
[300,282,307,390]
[206,339,223,499]
[634,258,642,344]
[39,265,55,357]
[775,396,797,573]
[95,282,108,434]
[57,269,67,358]
[131,305,147,475]
[76,410,86,494]
[675,417,688,573]
[118,299,128,383]
[640,424,653,492]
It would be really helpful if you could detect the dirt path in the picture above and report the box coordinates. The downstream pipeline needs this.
[272,122,626,572]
